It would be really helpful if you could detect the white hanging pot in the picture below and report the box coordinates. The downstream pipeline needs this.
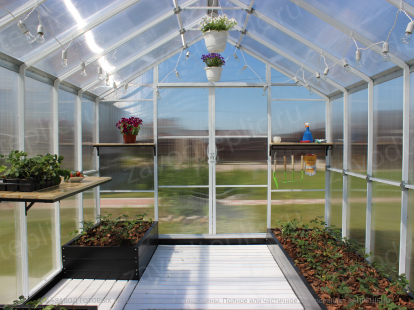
[205,67,223,82]
[203,30,229,53]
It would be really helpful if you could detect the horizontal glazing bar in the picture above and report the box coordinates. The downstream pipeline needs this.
[100,99,153,102]
[100,190,155,193]
[158,136,209,139]
[271,189,326,192]
[158,185,209,188]
[216,185,267,188]
[327,167,342,173]
[215,135,267,138]
[370,177,401,187]
[184,6,243,9]
[345,171,366,179]
[271,99,326,101]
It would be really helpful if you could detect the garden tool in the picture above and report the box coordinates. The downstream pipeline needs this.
[273,153,278,189]
[301,123,313,142]
[304,154,317,176]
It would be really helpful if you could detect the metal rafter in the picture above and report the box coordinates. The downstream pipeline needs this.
[386,0,414,17]
[236,0,255,47]
[227,38,329,98]
[59,0,199,82]
[289,0,408,69]
[25,0,144,68]
[83,18,202,92]
[228,0,371,83]
[236,27,346,92]
[173,0,187,48]
[98,35,204,98]
[0,0,47,28]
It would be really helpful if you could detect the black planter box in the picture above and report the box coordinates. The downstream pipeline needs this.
[19,179,36,192]
[0,306,97,310]
[0,179,57,192]
[62,221,158,280]
[4,178,19,191]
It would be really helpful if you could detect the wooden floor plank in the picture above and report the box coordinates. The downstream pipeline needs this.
[111,280,138,310]
[46,279,82,305]
[64,279,94,305]
[86,280,116,306]
[74,280,105,306]
[42,278,72,304]
[98,280,127,310]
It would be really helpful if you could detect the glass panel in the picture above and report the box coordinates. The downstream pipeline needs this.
[58,89,75,170]
[271,150,326,190]
[103,70,153,101]
[99,147,154,191]
[271,100,326,141]
[158,88,208,137]
[83,190,96,223]
[0,0,131,62]
[159,188,209,234]
[158,138,208,186]
[349,89,368,174]
[0,203,20,304]
[35,0,175,77]
[216,138,267,186]
[0,1,28,19]
[331,97,344,169]
[0,66,18,155]
[99,101,153,144]
[271,68,295,84]
[82,98,95,171]
[271,191,325,227]
[60,196,78,246]
[100,192,154,220]
[28,204,57,290]
[25,77,53,156]
[216,88,267,136]
[371,182,401,275]
[329,171,343,230]
[347,176,366,247]
[373,77,403,182]
[216,187,266,233]
[272,84,325,100]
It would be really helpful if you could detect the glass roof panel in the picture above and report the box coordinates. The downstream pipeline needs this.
[104,69,153,100]
[241,35,336,95]
[250,0,396,77]
[35,0,175,77]
[0,0,30,19]
[65,16,180,88]
[0,0,129,62]
[304,0,412,61]
[246,16,362,87]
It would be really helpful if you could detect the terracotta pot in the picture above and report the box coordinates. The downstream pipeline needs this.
[205,67,223,82]
[203,30,229,53]
[123,133,137,144]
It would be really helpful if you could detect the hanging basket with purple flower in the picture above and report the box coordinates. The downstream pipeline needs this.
[116,116,143,143]
[202,53,225,82]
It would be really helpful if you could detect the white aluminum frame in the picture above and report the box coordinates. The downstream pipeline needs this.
[0,0,47,28]
[386,0,414,18]
[75,90,83,231]
[342,90,349,238]
[153,66,159,221]
[266,64,272,229]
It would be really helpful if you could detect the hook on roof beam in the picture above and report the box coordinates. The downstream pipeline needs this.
[245,7,254,14]
[174,6,182,14]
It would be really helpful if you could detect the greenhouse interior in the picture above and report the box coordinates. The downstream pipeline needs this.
[1,0,414,309]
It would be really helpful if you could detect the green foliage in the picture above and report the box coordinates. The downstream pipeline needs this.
[3,296,66,310]
[0,150,70,184]
[199,15,237,32]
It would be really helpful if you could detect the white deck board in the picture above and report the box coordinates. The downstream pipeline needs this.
[86,280,116,306]
[64,279,94,305]
[111,280,138,310]
[42,278,72,304]
[74,279,105,305]
[128,245,304,310]
[98,280,127,310]
[46,279,82,305]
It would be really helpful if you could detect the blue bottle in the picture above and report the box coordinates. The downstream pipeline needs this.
[302,123,313,142]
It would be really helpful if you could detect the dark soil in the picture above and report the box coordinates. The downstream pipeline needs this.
[71,221,151,247]
[272,228,414,310]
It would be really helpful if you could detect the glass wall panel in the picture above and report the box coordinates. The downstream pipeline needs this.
[373,77,403,182]
[83,190,96,223]
[25,78,53,156]
[331,97,344,169]
[82,99,95,171]
[100,192,154,221]
[216,138,267,186]
[347,176,366,247]
[58,90,75,170]
[60,196,78,246]
[0,66,18,154]
[27,204,56,291]
[329,171,343,230]
[271,191,325,227]
[371,182,401,275]
[0,203,20,303]
[159,188,209,234]
[216,187,267,234]
[348,89,368,174]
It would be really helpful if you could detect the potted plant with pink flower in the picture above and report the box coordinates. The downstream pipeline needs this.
[116,116,143,144]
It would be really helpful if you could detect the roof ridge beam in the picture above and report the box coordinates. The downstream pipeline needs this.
[25,0,144,68]
[227,0,370,83]
[227,38,328,99]
[289,0,408,69]
[0,0,47,28]
[236,27,346,92]
[386,0,414,17]
[83,17,202,92]
[58,0,199,82]
[98,36,203,98]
